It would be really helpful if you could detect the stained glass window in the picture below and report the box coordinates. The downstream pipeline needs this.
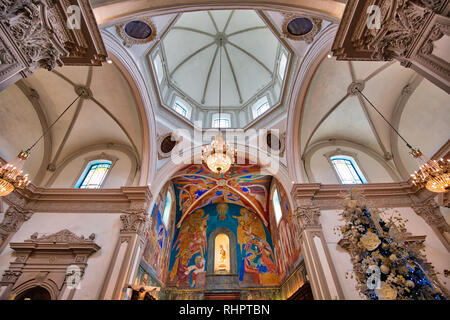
[273,188,283,225]
[331,156,367,184]
[162,190,172,227]
[76,161,111,189]
[256,101,270,116]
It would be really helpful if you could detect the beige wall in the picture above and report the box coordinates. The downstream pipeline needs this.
[0,212,121,300]
[46,149,134,188]
[308,145,395,184]
[320,207,450,300]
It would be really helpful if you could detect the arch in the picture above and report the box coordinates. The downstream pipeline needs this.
[150,143,294,221]
[15,286,51,300]
[102,30,156,186]
[303,139,401,183]
[207,227,237,275]
[93,1,344,28]
[285,23,337,183]
[45,143,139,188]
[12,279,59,300]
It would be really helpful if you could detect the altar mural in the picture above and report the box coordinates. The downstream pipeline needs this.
[273,181,302,281]
[141,195,170,282]
[167,202,278,288]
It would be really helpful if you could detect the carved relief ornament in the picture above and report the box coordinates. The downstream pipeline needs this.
[412,199,450,234]
[281,13,322,43]
[0,205,33,243]
[120,209,150,236]
[293,206,321,230]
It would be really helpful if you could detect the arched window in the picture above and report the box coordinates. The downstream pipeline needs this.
[272,188,283,225]
[330,155,367,184]
[251,96,270,119]
[162,190,172,227]
[153,53,164,84]
[75,160,112,189]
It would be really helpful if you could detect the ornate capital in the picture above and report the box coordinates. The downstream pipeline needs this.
[0,270,22,285]
[413,199,450,234]
[294,206,321,230]
[0,206,33,243]
[120,209,149,236]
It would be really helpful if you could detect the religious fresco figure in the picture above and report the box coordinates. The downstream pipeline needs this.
[186,255,206,288]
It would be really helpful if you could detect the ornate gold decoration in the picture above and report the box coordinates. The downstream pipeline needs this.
[360,232,381,251]
[202,134,237,174]
[376,282,398,300]
[281,14,322,43]
[0,151,30,196]
[115,19,157,48]
[410,152,450,193]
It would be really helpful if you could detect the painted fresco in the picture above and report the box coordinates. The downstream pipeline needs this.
[273,181,302,281]
[141,194,170,281]
[172,164,271,227]
[167,201,278,288]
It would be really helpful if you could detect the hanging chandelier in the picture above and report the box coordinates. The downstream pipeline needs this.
[202,37,236,174]
[0,93,83,197]
[356,88,449,193]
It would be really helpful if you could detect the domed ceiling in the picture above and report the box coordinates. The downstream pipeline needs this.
[148,10,290,127]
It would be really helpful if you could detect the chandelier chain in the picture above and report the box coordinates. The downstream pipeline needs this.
[356,88,413,150]
[25,93,83,154]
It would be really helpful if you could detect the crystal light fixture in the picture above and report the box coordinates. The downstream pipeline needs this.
[202,37,237,174]
[356,88,449,193]
[0,93,83,197]
[409,149,450,193]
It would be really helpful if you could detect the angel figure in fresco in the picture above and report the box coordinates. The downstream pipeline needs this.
[255,238,277,273]
[186,255,205,288]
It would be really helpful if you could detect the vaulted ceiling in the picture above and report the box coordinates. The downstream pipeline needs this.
[0,64,143,186]
[171,164,272,228]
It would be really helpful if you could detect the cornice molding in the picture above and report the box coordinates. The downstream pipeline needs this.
[3,185,152,213]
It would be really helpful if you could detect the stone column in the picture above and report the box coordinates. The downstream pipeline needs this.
[412,199,450,252]
[293,205,344,300]
[98,188,152,300]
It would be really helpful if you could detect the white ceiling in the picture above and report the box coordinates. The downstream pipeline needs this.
[160,10,283,108]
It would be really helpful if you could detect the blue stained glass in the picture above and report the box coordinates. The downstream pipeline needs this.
[331,156,367,184]
[78,161,111,189]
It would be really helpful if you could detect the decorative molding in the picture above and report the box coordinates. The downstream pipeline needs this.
[0,0,107,91]
[412,198,450,234]
[331,0,450,92]
[120,209,149,236]
[0,229,100,300]
[281,14,323,43]
[293,206,321,230]
[115,19,157,48]
[0,205,33,252]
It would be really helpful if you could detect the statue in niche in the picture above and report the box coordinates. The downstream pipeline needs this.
[214,233,230,274]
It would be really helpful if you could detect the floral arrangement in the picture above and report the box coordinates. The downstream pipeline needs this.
[336,189,447,300]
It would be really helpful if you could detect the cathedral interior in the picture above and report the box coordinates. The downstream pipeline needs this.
[0,0,449,301]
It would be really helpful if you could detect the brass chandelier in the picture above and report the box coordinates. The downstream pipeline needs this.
[0,93,83,197]
[201,37,236,174]
[356,88,449,193]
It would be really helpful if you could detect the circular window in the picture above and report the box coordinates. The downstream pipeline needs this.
[287,18,314,36]
[267,132,281,151]
[124,21,153,39]
[161,135,177,154]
